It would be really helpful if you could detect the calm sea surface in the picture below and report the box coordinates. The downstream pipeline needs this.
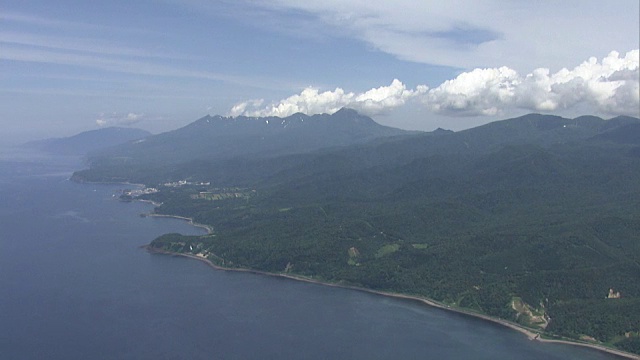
[0,149,629,359]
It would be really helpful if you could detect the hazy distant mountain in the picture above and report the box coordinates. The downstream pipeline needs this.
[88,108,413,167]
[25,127,151,155]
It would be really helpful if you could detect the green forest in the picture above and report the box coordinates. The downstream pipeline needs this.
[74,112,640,354]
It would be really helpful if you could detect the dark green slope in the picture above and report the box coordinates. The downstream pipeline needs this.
[132,112,640,353]
[591,123,640,144]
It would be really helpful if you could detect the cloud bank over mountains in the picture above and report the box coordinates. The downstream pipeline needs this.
[231,50,639,118]
[229,79,427,117]
[426,50,639,116]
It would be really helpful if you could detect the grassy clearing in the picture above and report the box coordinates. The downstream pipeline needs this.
[376,244,400,258]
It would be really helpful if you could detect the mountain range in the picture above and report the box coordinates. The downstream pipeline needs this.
[24,127,151,155]
[72,109,640,355]
[87,108,410,167]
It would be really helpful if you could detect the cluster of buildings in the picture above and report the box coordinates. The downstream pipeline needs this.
[162,180,211,187]
[122,187,159,197]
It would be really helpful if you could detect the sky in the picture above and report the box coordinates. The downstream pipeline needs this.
[1,0,639,143]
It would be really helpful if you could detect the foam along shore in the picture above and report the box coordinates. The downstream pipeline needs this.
[144,246,639,360]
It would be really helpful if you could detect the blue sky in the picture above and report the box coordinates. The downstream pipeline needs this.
[1,0,639,142]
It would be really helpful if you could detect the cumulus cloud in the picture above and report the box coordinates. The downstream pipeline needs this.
[354,80,429,114]
[229,50,638,119]
[96,112,145,127]
[425,67,519,116]
[425,50,639,116]
[229,79,427,117]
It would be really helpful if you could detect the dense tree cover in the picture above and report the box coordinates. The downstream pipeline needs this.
[617,337,640,354]
[546,298,640,341]
[76,113,640,354]
[143,140,640,351]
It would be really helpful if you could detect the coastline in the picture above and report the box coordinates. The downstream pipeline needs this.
[144,246,639,360]
[88,177,636,359]
[71,177,147,188]
[143,213,213,234]
[101,185,207,231]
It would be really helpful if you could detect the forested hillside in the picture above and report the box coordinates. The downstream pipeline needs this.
[74,111,640,354]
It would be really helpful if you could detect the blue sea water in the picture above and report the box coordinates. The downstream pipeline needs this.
[0,149,630,359]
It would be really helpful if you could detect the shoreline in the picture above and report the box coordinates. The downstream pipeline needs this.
[145,246,638,360]
[119,195,214,235]
[71,177,147,188]
[143,213,213,234]
[88,176,636,359]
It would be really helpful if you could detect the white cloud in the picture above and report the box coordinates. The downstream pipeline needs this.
[230,87,353,117]
[354,80,428,114]
[96,112,146,127]
[425,67,519,116]
[425,50,639,117]
[229,79,427,117]
[257,1,639,73]
[230,50,639,118]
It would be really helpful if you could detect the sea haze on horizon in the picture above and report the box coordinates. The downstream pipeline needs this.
[0,151,629,360]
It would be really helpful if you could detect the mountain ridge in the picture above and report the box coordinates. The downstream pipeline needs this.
[73,111,640,186]
[88,108,413,168]
[24,127,151,156]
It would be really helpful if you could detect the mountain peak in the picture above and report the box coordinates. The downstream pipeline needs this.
[326,108,377,125]
[432,128,454,135]
[333,107,359,116]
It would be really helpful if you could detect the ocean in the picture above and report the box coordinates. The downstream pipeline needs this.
[0,148,629,359]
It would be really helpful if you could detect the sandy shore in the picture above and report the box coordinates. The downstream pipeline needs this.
[145,246,638,360]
